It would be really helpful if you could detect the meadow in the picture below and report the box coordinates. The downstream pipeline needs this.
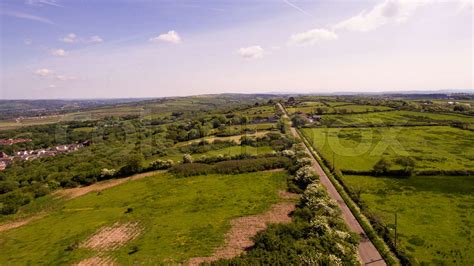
[342,174,474,265]
[0,170,289,265]
[287,103,392,115]
[301,126,474,172]
[320,110,474,127]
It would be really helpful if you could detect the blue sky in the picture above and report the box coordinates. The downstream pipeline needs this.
[0,0,472,99]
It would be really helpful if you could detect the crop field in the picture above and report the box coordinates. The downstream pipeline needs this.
[342,174,474,265]
[0,171,289,265]
[301,126,474,172]
[320,110,474,127]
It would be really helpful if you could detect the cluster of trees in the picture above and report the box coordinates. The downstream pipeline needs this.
[240,132,295,151]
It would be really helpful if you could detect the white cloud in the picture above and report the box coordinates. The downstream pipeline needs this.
[333,0,431,32]
[149,30,182,44]
[458,0,473,11]
[60,33,78,43]
[55,75,77,81]
[35,68,54,77]
[34,68,77,81]
[289,28,338,46]
[24,39,33,45]
[88,35,103,43]
[25,0,62,7]
[237,45,264,59]
[0,9,53,24]
[50,49,67,56]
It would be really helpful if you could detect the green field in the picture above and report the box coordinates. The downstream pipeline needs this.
[321,110,474,127]
[0,171,288,264]
[301,126,474,172]
[342,174,474,265]
[196,145,274,158]
[287,104,392,115]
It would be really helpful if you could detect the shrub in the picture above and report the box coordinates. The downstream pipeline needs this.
[182,154,194,164]
[373,158,391,175]
[169,163,213,177]
[100,168,117,179]
[149,159,174,170]
[294,166,319,189]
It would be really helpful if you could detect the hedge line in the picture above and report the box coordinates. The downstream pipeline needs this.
[169,156,290,177]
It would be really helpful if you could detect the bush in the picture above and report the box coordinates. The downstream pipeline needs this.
[183,154,194,164]
[169,157,290,177]
[118,154,144,176]
[213,157,290,174]
[373,158,391,175]
[169,163,213,177]
[149,159,174,170]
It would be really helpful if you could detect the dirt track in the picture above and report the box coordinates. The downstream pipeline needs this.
[278,103,386,266]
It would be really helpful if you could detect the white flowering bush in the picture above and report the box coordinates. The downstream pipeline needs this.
[100,168,116,178]
[150,159,174,170]
[282,149,295,158]
[296,157,312,167]
[309,216,332,236]
[328,254,343,266]
[182,154,193,164]
[295,166,318,185]
[334,229,351,240]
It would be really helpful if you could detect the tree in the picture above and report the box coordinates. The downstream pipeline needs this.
[291,115,308,127]
[373,158,391,174]
[454,105,469,112]
[119,154,144,176]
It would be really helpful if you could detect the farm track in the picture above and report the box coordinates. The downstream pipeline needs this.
[278,103,386,266]
[0,170,164,233]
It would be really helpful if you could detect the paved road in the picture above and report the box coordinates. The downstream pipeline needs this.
[278,103,386,266]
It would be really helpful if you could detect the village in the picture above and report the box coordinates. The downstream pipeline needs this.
[0,140,90,171]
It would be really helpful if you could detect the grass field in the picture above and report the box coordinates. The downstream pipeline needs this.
[0,171,288,265]
[196,145,274,158]
[320,110,474,127]
[287,104,392,115]
[176,131,272,147]
[301,126,474,172]
[342,174,474,265]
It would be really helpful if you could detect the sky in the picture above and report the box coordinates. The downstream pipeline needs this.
[0,0,473,99]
